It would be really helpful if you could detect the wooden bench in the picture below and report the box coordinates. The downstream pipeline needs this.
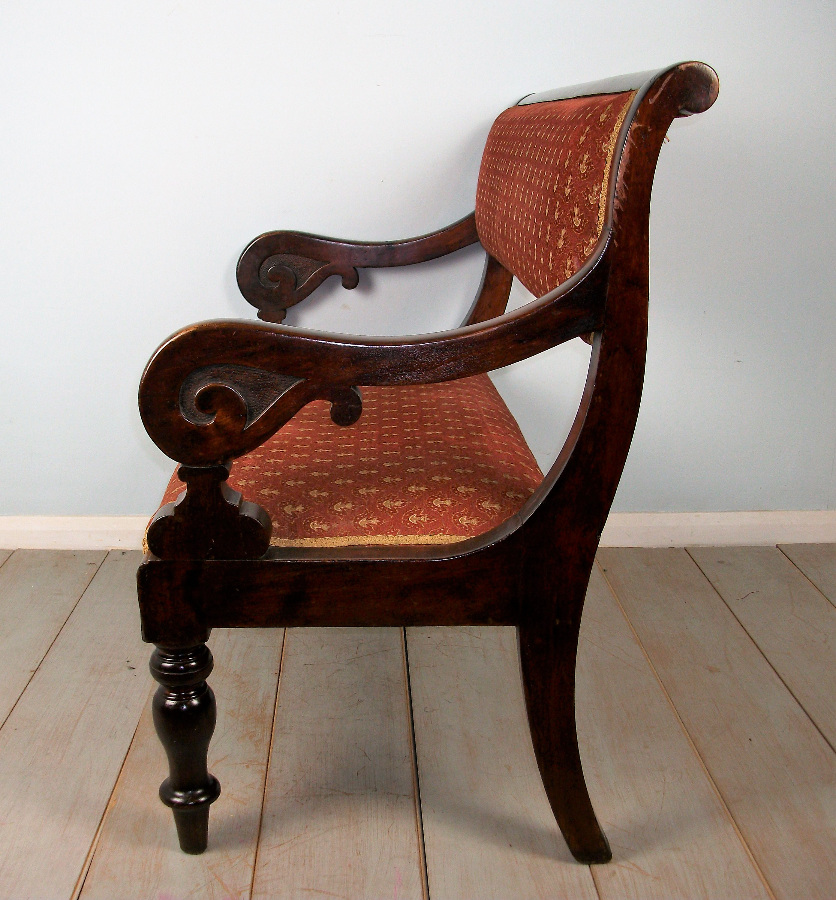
[138,61,719,862]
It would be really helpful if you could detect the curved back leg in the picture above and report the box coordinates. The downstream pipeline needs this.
[518,531,611,863]
[515,212,651,862]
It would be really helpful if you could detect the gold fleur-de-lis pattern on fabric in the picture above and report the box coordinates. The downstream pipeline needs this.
[156,375,543,548]
[475,91,634,299]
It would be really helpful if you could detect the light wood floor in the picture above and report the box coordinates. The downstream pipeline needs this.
[0,545,833,899]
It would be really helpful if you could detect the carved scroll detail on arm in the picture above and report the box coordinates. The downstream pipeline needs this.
[142,364,363,560]
[179,365,303,427]
[142,358,364,467]
[255,255,360,323]
[326,386,363,427]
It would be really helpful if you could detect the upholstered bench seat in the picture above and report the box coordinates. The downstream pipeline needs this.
[155,374,542,548]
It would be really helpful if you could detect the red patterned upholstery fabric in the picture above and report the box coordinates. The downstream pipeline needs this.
[475,92,634,298]
[156,375,543,548]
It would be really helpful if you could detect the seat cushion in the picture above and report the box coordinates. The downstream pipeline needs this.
[156,375,543,548]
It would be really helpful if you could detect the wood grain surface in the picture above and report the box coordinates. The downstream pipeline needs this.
[250,627,425,900]
[689,545,836,750]
[407,624,598,900]
[780,543,836,607]
[0,546,831,897]
[599,547,836,900]
[0,551,150,900]
[0,549,104,725]
[584,564,771,899]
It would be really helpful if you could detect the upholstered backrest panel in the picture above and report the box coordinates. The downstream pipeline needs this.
[475,92,634,298]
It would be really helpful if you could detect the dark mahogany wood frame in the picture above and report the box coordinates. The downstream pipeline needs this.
[138,62,718,862]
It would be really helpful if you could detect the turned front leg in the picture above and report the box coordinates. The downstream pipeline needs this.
[150,644,221,854]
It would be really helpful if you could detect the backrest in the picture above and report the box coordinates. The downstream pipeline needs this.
[475,91,635,298]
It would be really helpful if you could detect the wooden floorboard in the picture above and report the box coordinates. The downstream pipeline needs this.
[0,549,105,728]
[0,545,833,898]
[780,543,836,607]
[80,627,283,900]
[250,627,426,900]
[406,625,598,900]
[583,564,772,900]
[0,551,151,900]
[689,545,836,750]
[599,547,836,900]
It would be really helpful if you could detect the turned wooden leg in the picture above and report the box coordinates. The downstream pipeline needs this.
[519,618,611,863]
[150,644,221,854]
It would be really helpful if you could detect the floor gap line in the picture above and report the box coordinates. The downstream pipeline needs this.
[0,550,108,736]
[777,545,836,612]
[247,627,287,900]
[685,548,836,756]
[402,627,431,900]
[70,680,154,900]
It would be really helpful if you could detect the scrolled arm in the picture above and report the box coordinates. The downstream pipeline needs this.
[141,245,609,467]
[236,213,479,324]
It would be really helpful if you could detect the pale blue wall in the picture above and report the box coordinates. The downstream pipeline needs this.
[0,0,833,514]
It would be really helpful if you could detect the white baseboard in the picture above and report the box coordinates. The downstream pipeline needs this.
[599,511,836,547]
[0,517,148,550]
[0,511,833,550]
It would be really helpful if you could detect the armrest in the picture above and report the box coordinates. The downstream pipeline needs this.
[141,244,609,467]
[236,213,479,324]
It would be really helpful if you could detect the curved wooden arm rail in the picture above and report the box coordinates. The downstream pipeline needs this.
[237,213,479,323]
[140,254,608,467]
[138,61,719,863]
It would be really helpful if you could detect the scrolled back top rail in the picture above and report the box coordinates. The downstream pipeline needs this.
[519,61,718,116]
